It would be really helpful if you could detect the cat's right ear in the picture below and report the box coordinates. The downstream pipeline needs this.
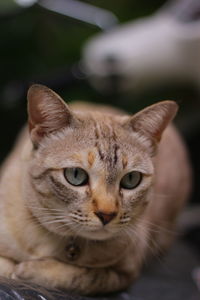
[124,101,178,155]
[27,84,78,148]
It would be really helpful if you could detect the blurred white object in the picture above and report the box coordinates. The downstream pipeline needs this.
[39,0,118,30]
[14,0,118,30]
[15,0,37,7]
[82,0,200,93]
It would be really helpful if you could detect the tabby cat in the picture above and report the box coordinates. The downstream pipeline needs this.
[0,85,191,295]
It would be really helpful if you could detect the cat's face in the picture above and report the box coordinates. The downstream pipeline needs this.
[26,85,178,241]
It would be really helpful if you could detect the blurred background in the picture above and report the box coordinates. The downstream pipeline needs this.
[0,0,200,207]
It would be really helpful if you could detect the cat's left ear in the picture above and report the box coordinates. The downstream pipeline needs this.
[27,84,79,147]
[125,101,178,154]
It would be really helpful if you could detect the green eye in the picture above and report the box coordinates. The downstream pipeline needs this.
[64,168,88,186]
[120,171,142,189]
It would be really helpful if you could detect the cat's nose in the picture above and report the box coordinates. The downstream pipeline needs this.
[95,211,117,225]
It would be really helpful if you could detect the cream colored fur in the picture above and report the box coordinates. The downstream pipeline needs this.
[0,85,191,295]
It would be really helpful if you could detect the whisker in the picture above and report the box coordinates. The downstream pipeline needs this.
[139,219,177,235]
[149,190,172,197]
[124,224,158,257]
[26,206,65,212]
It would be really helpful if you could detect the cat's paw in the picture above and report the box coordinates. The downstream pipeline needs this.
[11,258,50,283]
[11,260,37,281]
[0,257,16,278]
[11,258,75,288]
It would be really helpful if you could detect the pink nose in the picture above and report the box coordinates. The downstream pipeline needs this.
[95,211,117,225]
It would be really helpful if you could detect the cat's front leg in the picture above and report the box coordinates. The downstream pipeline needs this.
[0,256,16,277]
[12,258,134,295]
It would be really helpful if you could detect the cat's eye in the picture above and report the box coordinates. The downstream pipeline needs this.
[120,171,142,189]
[64,168,88,186]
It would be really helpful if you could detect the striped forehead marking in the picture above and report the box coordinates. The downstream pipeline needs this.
[122,156,128,169]
[93,119,120,168]
[72,153,83,163]
[88,151,95,167]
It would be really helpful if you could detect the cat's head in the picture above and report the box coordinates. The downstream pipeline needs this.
[26,84,178,241]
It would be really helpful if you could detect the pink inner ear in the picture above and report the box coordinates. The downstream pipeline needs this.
[28,85,49,129]
[130,101,178,141]
[27,84,74,145]
[28,103,45,132]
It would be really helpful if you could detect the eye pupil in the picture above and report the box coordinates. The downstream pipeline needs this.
[74,169,78,178]
[120,171,142,189]
[64,168,88,186]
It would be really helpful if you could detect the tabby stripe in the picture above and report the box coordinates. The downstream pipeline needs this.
[30,180,50,197]
[49,176,69,202]
[113,144,119,165]
[87,271,100,290]
[49,176,79,203]
[94,121,105,161]
[122,156,128,169]
[31,169,52,180]
[94,127,99,139]
[93,119,120,167]
[98,147,105,160]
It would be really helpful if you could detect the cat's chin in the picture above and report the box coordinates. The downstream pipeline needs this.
[76,228,117,241]
[41,222,115,241]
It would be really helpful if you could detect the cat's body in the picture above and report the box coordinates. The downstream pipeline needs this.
[0,85,191,295]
